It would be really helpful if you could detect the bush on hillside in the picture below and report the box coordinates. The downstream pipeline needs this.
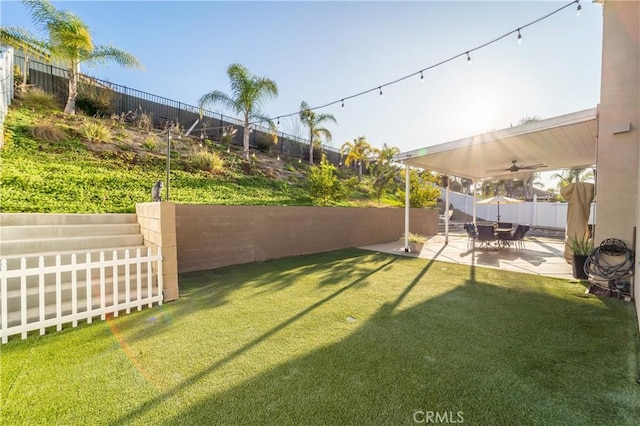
[17,88,59,111]
[306,154,350,205]
[80,120,112,143]
[30,121,67,143]
[76,82,114,117]
[190,149,225,174]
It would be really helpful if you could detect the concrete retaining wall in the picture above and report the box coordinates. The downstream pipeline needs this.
[175,205,438,273]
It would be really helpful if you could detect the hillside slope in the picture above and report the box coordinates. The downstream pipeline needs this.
[1,100,396,213]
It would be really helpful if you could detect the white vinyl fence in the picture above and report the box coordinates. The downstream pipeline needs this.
[0,248,163,343]
[444,189,595,228]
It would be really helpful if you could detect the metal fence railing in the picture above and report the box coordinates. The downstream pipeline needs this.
[13,54,342,164]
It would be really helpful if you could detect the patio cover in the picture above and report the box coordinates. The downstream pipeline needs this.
[397,107,598,181]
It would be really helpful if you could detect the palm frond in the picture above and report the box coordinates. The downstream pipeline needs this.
[198,91,238,114]
[22,0,60,33]
[249,111,276,131]
[0,26,50,60]
[87,45,144,69]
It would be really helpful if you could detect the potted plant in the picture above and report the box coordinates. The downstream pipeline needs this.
[567,234,593,279]
[401,232,427,253]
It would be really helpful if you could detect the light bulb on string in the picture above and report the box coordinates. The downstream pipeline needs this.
[379,87,383,98]
[420,71,424,83]
[466,52,472,64]
[277,117,280,125]
[576,1,582,16]
[341,99,345,109]
[517,29,522,44]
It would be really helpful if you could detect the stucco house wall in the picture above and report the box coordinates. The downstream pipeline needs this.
[595,0,640,327]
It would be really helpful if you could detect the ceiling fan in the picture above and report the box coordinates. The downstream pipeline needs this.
[486,160,548,173]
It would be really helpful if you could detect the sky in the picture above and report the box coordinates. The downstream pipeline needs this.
[1,0,603,187]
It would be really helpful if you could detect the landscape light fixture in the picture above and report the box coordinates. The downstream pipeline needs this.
[517,29,522,44]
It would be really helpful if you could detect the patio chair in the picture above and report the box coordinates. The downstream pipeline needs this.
[502,224,526,250]
[497,222,513,230]
[463,223,478,248]
[476,225,498,249]
[520,225,531,249]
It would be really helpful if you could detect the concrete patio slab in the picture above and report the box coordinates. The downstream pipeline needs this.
[360,233,574,280]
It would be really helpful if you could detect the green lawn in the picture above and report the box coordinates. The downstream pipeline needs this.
[1,249,639,425]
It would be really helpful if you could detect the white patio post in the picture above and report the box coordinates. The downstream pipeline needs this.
[532,193,538,226]
[472,181,477,226]
[404,164,410,252]
[444,178,450,245]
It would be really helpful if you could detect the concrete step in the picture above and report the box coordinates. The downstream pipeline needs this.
[0,213,137,227]
[0,223,140,241]
[4,282,158,328]
[4,271,154,301]
[1,235,144,256]
[0,246,151,270]
[3,257,151,288]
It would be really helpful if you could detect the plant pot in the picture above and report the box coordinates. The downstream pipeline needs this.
[572,254,588,280]
[409,241,424,253]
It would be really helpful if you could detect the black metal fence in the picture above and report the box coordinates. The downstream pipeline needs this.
[14,54,342,165]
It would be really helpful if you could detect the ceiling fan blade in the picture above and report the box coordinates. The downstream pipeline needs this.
[485,167,509,172]
[518,164,548,170]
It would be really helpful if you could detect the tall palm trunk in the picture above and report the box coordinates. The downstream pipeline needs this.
[243,113,250,161]
[20,56,29,91]
[309,130,314,165]
[64,61,78,114]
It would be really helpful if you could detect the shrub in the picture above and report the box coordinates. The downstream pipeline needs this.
[75,82,114,117]
[17,88,59,111]
[255,133,277,152]
[142,136,158,151]
[190,149,225,173]
[306,154,348,205]
[80,120,112,143]
[134,110,153,132]
[30,122,67,143]
[13,64,23,89]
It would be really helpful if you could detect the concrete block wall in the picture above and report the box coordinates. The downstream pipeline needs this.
[175,205,438,273]
[136,202,179,301]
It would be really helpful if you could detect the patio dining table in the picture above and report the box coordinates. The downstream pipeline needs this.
[496,228,513,248]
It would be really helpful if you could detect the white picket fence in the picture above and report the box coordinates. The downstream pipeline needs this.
[0,248,163,343]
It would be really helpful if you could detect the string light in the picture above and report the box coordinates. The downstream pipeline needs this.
[277,117,280,125]
[420,71,424,82]
[576,1,582,16]
[252,0,581,127]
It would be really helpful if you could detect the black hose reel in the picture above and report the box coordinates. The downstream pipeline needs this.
[584,238,635,299]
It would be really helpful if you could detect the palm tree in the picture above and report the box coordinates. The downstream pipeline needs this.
[199,63,278,161]
[551,167,595,189]
[340,136,373,181]
[299,100,337,165]
[370,143,400,205]
[0,26,49,91]
[8,0,143,114]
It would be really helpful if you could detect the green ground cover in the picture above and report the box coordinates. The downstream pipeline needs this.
[2,249,638,425]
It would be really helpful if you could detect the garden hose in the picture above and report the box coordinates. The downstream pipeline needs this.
[584,238,635,296]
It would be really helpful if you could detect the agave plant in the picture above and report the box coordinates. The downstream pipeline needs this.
[567,233,593,256]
